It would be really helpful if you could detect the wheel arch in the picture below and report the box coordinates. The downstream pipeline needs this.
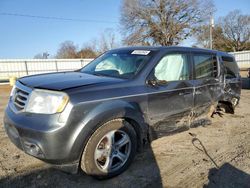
[69,100,149,165]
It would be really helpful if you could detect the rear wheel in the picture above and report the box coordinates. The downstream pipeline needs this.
[81,119,137,179]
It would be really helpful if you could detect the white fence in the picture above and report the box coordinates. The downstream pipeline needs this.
[230,51,250,69]
[0,51,250,81]
[0,59,93,80]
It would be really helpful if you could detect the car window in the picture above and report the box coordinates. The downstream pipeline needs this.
[154,54,190,81]
[194,54,217,79]
[221,56,238,79]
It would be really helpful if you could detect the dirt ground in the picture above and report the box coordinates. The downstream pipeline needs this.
[0,84,249,188]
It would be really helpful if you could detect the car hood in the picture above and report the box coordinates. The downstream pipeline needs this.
[19,71,123,90]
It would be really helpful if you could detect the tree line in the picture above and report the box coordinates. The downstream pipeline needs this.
[35,0,250,59]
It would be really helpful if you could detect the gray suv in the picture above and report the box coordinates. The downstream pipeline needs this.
[4,46,241,178]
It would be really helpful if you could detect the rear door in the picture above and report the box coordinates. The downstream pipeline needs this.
[191,52,221,118]
[146,51,194,138]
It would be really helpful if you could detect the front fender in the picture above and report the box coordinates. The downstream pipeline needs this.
[69,99,148,162]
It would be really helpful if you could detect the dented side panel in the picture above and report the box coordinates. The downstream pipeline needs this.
[219,55,241,110]
[147,81,194,138]
[191,79,221,127]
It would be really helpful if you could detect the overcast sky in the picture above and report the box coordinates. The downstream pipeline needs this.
[0,0,249,58]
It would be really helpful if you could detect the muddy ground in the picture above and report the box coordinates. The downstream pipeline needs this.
[0,84,249,188]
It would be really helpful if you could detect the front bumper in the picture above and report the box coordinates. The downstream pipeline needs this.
[3,104,81,173]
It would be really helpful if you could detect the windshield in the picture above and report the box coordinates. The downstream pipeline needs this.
[80,50,155,79]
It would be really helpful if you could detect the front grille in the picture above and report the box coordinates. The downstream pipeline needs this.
[13,87,30,111]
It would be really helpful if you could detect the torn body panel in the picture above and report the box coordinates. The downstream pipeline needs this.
[222,79,241,104]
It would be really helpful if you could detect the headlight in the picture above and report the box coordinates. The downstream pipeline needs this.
[26,89,69,114]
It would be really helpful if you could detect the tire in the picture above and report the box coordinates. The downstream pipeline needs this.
[80,119,137,179]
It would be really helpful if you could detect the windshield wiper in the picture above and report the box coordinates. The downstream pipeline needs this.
[92,72,107,77]
[85,71,125,79]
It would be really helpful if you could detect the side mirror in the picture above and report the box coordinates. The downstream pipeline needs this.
[146,79,158,87]
[146,79,167,87]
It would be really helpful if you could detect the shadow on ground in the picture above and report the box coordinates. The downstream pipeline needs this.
[0,146,162,188]
[204,163,250,188]
[190,136,250,188]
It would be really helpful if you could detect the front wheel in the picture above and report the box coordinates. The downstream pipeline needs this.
[80,119,137,179]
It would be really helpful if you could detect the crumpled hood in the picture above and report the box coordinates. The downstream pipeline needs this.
[19,71,122,90]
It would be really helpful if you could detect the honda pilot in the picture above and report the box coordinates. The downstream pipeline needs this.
[4,46,241,178]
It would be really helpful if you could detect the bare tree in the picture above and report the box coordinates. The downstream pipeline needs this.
[34,52,49,59]
[56,41,78,58]
[219,10,250,51]
[195,10,250,51]
[98,28,117,53]
[55,29,120,59]
[34,53,44,59]
[195,25,231,51]
[80,29,119,55]
[120,0,214,46]
[77,47,97,58]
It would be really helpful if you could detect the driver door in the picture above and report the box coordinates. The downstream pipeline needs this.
[147,52,194,138]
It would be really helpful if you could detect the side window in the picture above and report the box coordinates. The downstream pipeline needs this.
[154,54,190,81]
[194,54,217,79]
[221,56,238,79]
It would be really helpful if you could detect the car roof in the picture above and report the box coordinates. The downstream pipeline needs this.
[109,46,233,58]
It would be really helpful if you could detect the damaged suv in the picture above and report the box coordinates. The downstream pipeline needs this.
[4,47,241,178]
